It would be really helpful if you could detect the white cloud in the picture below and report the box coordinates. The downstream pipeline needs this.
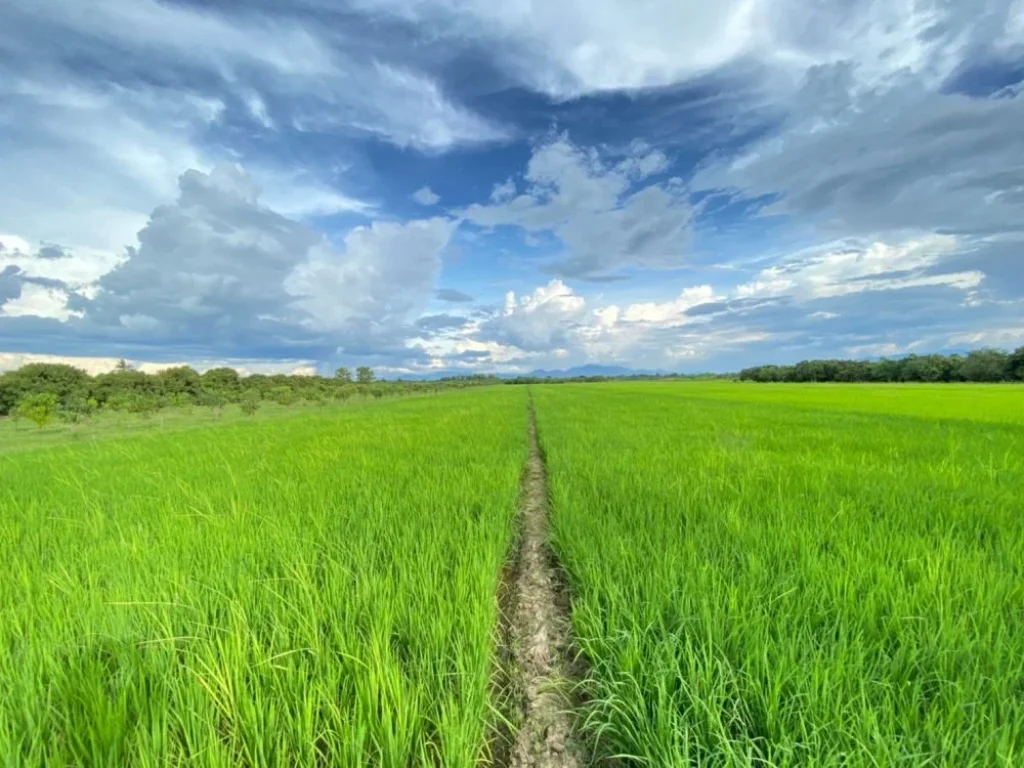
[734,236,983,300]
[845,342,913,358]
[1,284,81,322]
[479,279,587,352]
[352,0,984,97]
[2,166,458,365]
[462,137,692,278]
[0,351,321,376]
[948,327,1024,347]
[285,218,457,339]
[412,186,441,205]
[621,285,722,323]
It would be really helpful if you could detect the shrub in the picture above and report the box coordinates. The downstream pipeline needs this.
[16,393,59,429]
[240,391,262,416]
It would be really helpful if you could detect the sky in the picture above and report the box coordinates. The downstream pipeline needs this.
[1,0,1022,376]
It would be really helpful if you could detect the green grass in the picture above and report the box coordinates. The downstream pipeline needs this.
[4,380,1022,766]
[0,396,402,457]
[534,382,1024,766]
[0,387,528,766]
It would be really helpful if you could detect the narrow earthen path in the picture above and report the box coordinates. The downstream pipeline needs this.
[507,406,584,768]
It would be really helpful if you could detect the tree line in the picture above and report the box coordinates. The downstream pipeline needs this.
[739,348,1024,383]
[0,361,497,427]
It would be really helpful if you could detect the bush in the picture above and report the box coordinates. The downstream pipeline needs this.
[16,393,59,429]
[268,386,295,406]
[240,391,262,416]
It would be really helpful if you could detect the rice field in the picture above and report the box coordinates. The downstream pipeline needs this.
[0,387,528,766]
[2,380,1022,766]
[533,382,1024,766]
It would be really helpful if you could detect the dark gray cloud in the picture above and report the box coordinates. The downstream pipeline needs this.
[0,266,23,303]
[435,288,474,302]
[693,68,1024,241]
[415,313,470,332]
[36,244,71,260]
[2,166,457,366]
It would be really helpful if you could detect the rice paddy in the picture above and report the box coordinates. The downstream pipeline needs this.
[533,382,1024,766]
[2,381,1022,766]
[0,387,528,766]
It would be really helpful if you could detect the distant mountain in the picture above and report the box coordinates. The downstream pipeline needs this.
[383,364,671,382]
[523,365,653,379]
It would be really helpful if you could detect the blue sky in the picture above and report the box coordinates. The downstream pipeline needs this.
[1,0,1022,375]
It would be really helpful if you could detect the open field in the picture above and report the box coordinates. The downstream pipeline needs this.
[0,396,415,457]
[2,380,1022,766]
[0,387,527,765]
[534,382,1024,766]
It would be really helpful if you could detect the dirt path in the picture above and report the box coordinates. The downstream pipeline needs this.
[505,406,585,768]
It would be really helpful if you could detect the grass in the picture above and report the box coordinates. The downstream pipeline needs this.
[0,386,528,766]
[0,396,403,457]
[534,382,1024,766]
[4,380,1022,766]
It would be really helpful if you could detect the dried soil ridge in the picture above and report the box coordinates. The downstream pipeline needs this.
[509,408,583,768]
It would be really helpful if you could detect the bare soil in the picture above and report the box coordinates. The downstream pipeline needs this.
[503,408,586,768]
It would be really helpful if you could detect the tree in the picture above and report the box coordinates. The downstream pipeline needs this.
[356,366,375,385]
[59,394,97,426]
[126,394,161,419]
[196,391,227,416]
[156,366,201,397]
[3,363,90,408]
[0,373,19,415]
[960,348,1010,383]
[167,393,194,412]
[1010,347,1024,381]
[201,367,241,395]
[268,385,296,406]
[240,391,262,416]
[335,367,352,384]
[17,393,59,429]
[114,358,132,372]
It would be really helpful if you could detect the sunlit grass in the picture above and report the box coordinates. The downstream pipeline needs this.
[535,382,1024,766]
[0,387,528,766]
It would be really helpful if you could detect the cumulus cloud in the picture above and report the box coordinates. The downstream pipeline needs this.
[285,217,456,342]
[462,137,692,279]
[412,186,441,205]
[423,230,1009,373]
[478,280,588,352]
[1,166,457,364]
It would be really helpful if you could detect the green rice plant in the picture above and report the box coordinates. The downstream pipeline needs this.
[0,387,527,766]
[534,382,1024,767]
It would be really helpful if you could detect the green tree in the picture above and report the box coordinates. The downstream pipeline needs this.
[335,367,352,384]
[4,363,90,406]
[59,394,97,426]
[268,386,296,406]
[167,393,194,412]
[201,367,241,395]
[0,373,19,415]
[196,391,228,416]
[17,392,59,429]
[1010,347,1024,381]
[356,366,375,385]
[156,366,201,397]
[960,348,1011,382]
[127,394,161,419]
[240,391,262,416]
